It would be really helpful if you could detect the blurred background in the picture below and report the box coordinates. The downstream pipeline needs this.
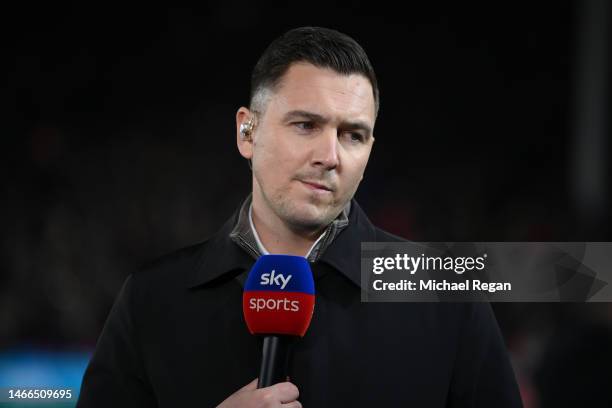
[2,1,611,407]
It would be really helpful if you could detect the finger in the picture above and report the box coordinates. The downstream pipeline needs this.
[271,381,299,403]
[282,401,302,408]
[239,378,258,392]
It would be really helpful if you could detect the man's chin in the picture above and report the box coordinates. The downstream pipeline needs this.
[284,204,338,231]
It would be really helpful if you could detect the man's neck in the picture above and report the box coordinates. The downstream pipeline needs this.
[250,201,326,257]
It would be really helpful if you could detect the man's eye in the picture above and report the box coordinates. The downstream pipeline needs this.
[293,122,315,130]
[344,132,365,143]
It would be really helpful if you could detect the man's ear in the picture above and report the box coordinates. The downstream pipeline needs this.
[236,107,254,160]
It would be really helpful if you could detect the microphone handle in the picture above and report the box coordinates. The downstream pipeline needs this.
[257,335,293,388]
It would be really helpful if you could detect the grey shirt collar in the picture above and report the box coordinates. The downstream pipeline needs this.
[229,193,351,262]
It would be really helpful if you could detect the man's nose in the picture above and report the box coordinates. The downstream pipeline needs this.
[311,129,339,170]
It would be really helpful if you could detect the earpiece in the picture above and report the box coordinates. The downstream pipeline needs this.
[240,117,256,139]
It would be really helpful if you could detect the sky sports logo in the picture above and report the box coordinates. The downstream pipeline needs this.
[243,255,315,337]
[247,271,300,312]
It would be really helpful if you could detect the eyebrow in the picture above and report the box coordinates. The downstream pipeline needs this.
[282,110,373,138]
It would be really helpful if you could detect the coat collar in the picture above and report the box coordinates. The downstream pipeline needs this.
[187,199,377,289]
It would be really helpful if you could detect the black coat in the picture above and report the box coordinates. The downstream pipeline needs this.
[77,200,522,407]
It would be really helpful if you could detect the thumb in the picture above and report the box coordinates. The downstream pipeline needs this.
[239,378,258,392]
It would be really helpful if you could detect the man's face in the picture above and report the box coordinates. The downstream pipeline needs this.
[237,62,376,232]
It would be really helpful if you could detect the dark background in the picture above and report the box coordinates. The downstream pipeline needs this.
[2,2,611,407]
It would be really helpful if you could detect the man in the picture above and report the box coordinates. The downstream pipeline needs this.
[77,27,522,407]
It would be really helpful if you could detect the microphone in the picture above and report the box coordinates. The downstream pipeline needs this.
[243,255,315,388]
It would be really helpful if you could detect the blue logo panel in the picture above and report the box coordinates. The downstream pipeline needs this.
[244,255,315,294]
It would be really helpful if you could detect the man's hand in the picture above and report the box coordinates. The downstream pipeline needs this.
[217,378,301,408]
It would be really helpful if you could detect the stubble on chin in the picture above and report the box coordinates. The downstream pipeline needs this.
[271,188,342,233]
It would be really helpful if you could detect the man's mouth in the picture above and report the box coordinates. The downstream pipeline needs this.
[299,180,333,192]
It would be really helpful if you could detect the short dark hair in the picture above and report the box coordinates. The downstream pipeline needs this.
[250,26,379,116]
